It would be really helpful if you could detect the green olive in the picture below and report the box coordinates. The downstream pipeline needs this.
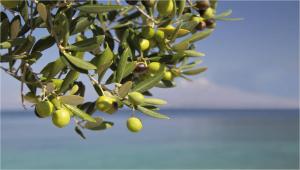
[52,79,63,90]
[128,92,144,105]
[141,26,155,39]
[148,62,161,73]
[203,7,215,19]
[139,39,150,51]
[195,0,210,10]
[157,0,174,17]
[163,71,173,81]
[35,101,54,118]
[1,0,20,9]
[191,16,204,23]
[127,117,143,133]
[155,30,165,42]
[96,96,117,114]
[52,109,71,128]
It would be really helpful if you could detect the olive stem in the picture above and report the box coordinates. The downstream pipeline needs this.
[88,74,106,96]
[134,5,158,24]
[20,63,27,109]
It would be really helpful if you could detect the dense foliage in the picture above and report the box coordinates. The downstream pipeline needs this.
[0,0,239,137]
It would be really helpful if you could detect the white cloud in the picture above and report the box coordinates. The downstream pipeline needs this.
[153,78,299,109]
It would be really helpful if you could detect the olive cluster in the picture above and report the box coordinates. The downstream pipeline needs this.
[1,0,236,137]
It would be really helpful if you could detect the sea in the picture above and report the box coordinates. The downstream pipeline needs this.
[1,109,299,169]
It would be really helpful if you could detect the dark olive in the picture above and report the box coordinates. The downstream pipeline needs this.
[126,0,139,5]
[198,9,206,16]
[135,63,148,73]
[141,0,155,8]
[205,19,216,29]
[195,0,210,10]
[196,21,206,30]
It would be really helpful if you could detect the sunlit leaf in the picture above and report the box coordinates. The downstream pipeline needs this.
[64,104,97,123]
[137,105,170,119]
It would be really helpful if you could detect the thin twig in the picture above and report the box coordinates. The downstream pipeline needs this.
[134,5,158,24]
[88,74,105,96]
[20,63,27,109]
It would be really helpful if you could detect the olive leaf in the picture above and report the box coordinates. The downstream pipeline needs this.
[172,41,189,51]
[37,3,48,23]
[64,104,97,123]
[184,29,214,43]
[118,81,132,98]
[182,50,205,57]
[10,15,21,39]
[84,117,114,130]
[180,60,203,70]
[91,44,114,76]
[78,4,126,13]
[0,38,27,49]
[59,70,80,93]
[41,58,65,79]
[214,9,232,19]
[32,35,55,52]
[132,65,165,93]
[75,126,86,139]
[176,0,186,17]
[143,98,167,105]
[59,95,84,106]
[173,29,213,51]
[182,67,208,75]
[0,16,9,42]
[20,1,28,22]
[116,47,131,83]
[62,51,97,71]
[137,105,170,119]
[71,17,93,35]
[13,35,35,54]
[66,35,104,52]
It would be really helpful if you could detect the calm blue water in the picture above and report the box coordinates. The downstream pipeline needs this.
[1,109,299,169]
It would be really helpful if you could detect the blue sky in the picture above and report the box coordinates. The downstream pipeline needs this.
[1,1,299,110]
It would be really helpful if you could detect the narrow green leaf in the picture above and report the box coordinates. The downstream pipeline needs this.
[37,3,48,22]
[13,35,35,54]
[32,35,55,52]
[71,17,93,35]
[137,105,170,119]
[132,65,165,93]
[0,17,9,42]
[63,51,97,70]
[144,98,167,105]
[66,35,104,52]
[64,104,97,123]
[116,47,131,83]
[118,81,132,98]
[216,17,243,21]
[184,29,213,43]
[172,41,189,51]
[75,126,86,139]
[214,9,232,19]
[78,4,126,13]
[20,0,28,21]
[59,95,84,106]
[59,70,80,93]
[182,67,207,75]
[180,60,203,70]
[10,15,21,39]
[182,50,205,57]
[41,58,65,79]
[91,44,114,80]
[176,0,186,17]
